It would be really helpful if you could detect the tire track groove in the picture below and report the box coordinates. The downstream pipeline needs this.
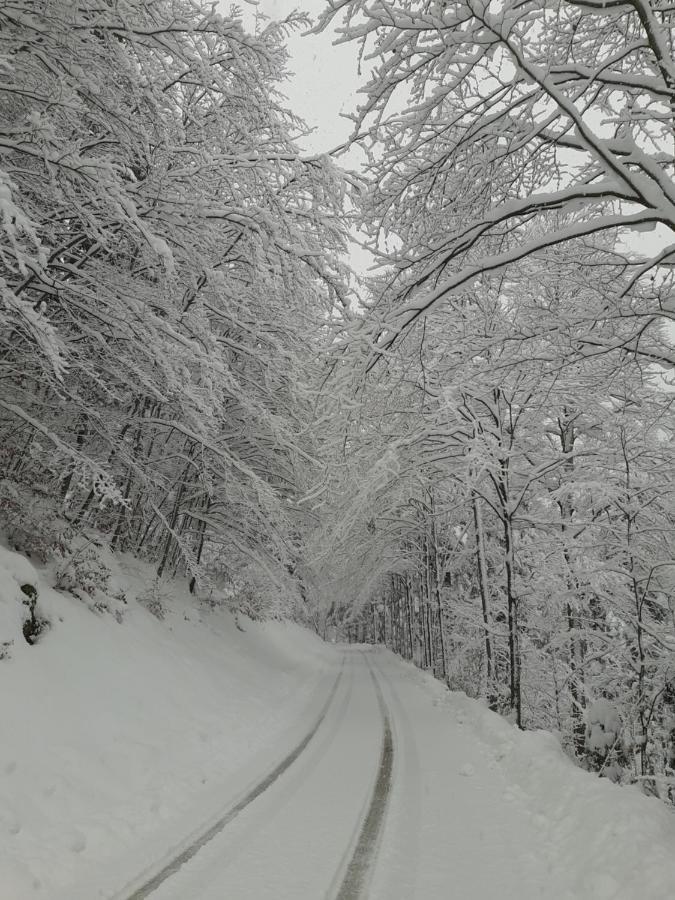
[116,665,344,900]
[335,655,394,900]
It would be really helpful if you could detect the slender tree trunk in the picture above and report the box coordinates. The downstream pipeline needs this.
[423,537,435,673]
[421,554,427,668]
[566,603,586,754]
[429,491,448,681]
[622,429,648,776]
[472,491,495,704]
[189,498,210,594]
[404,574,414,660]
[111,471,135,551]
[426,603,433,671]
[61,416,88,503]
[156,453,193,578]
[392,577,401,654]
[558,414,586,755]
[504,512,522,728]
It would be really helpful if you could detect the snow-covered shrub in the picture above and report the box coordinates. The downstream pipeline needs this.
[137,579,166,621]
[231,584,265,620]
[221,563,302,622]
[232,580,298,622]
[446,645,484,698]
[585,699,629,781]
[54,539,111,600]
[0,479,69,563]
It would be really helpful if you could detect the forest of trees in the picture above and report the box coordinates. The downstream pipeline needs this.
[0,0,350,615]
[2,1,675,798]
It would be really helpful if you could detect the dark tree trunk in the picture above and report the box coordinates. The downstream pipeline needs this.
[472,492,496,707]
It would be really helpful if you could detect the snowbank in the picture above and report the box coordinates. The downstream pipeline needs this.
[393,656,675,900]
[0,545,336,899]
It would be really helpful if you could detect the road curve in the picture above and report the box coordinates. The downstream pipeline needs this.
[141,650,390,900]
[115,662,344,900]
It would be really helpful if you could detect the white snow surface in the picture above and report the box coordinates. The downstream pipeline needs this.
[369,654,675,900]
[0,545,336,899]
[2,543,675,899]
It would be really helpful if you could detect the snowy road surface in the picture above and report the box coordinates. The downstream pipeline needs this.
[117,649,675,900]
[142,651,388,899]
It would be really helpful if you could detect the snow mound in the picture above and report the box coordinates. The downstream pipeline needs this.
[408,662,675,900]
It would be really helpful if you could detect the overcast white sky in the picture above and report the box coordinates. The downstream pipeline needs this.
[231,1,375,275]
[238,1,365,155]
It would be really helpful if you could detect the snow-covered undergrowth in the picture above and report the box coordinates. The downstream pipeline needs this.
[0,544,336,899]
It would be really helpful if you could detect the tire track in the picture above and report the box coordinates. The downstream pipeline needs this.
[366,650,422,900]
[334,654,394,900]
[116,664,344,900]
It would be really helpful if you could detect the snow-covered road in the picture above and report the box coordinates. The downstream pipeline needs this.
[119,648,675,900]
[142,650,387,899]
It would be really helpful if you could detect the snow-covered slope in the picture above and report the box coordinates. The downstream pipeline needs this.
[370,653,675,900]
[0,545,337,899]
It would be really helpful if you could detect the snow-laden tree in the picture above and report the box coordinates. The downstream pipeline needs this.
[318,236,675,789]
[311,0,675,791]
[318,0,675,364]
[0,0,350,606]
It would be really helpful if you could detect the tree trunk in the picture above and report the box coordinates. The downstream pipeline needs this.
[189,498,210,594]
[429,490,448,682]
[558,414,586,755]
[472,491,495,705]
[404,574,414,660]
[504,512,522,728]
